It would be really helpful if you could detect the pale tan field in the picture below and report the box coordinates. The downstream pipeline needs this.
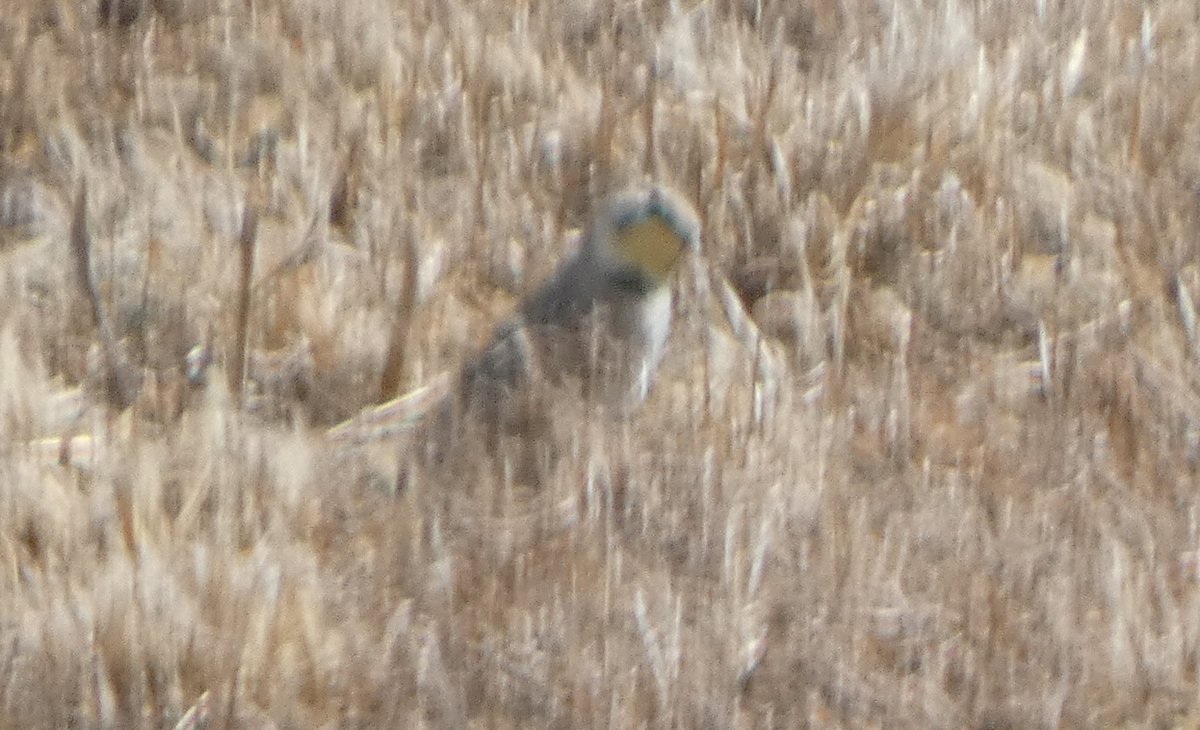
[1,0,1198,727]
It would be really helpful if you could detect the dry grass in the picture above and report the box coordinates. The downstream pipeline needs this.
[2,0,1199,726]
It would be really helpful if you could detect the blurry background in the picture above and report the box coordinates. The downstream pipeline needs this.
[1,0,1198,726]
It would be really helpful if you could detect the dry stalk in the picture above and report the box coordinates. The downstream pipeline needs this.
[230,203,258,405]
[379,212,421,401]
[643,64,658,176]
[329,132,362,230]
[69,180,140,410]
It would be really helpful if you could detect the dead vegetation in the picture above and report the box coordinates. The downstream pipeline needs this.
[1,0,1200,726]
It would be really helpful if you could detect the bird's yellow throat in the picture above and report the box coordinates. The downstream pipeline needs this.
[615,215,685,282]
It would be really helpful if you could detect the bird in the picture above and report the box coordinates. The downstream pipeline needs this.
[328,184,701,482]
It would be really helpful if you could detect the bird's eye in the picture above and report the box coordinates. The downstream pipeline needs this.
[614,209,641,231]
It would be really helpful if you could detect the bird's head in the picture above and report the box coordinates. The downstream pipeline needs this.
[589,185,700,295]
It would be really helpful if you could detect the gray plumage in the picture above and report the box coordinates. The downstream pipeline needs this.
[446,185,700,447]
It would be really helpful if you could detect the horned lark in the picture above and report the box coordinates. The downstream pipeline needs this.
[329,184,701,467]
